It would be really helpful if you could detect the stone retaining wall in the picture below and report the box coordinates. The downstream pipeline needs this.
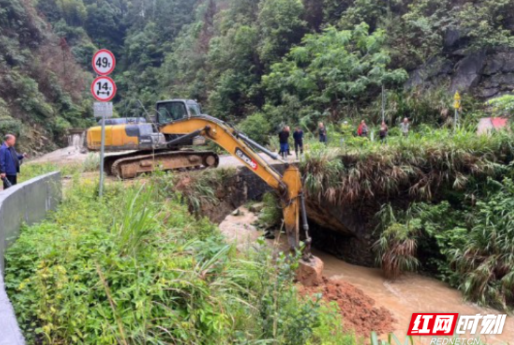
[0,172,62,345]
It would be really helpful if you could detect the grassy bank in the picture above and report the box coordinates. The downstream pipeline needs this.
[5,176,355,345]
[18,154,100,183]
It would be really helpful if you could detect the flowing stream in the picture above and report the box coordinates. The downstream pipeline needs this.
[315,249,514,344]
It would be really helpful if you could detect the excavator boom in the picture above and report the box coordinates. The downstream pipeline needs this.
[160,116,309,254]
[87,109,312,256]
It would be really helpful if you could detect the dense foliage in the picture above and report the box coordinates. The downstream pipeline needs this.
[5,177,356,345]
[2,0,514,151]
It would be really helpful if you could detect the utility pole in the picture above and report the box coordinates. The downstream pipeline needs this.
[381,84,386,123]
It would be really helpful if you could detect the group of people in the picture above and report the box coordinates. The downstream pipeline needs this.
[277,118,411,159]
[357,117,410,142]
[278,122,327,159]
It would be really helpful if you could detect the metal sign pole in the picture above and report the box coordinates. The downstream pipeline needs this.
[454,109,459,132]
[453,91,461,133]
[99,112,106,197]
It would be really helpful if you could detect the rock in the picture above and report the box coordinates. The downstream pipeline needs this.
[443,28,470,52]
[481,73,514,90]
[406,57,453,89]
[502,54,514,73]
[478,88,500,99]
[249,202,264,213]
[296,256,324,287]
[450,50,487,92]
[483,55,504,75]
[232,209,243,216]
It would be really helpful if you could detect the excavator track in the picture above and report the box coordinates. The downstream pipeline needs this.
[106,150,219,179]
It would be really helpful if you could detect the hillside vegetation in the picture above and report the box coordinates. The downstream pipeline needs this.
[0,0,90,151]
[2,0,514,151]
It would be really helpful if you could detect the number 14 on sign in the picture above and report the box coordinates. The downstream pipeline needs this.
[91,76,116,102]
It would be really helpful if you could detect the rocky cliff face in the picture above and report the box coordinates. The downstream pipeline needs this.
[407,31,514,99]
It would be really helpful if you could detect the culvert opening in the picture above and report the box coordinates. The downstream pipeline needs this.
[309,223,376,267]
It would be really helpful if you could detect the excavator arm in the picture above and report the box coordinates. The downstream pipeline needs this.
[160,116,311,257]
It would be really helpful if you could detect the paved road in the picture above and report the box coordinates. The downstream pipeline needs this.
[218,152,299,168]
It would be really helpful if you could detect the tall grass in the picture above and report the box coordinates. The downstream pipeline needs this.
[451,178,514,310]
[374,205,420,278]
[302,127,512,206]
[5,178,356,344]
[256,192,282,229]
[19,155,100,182]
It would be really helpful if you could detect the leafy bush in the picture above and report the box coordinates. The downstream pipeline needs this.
[487,94,514,116]
[237,112,272,145]
[82,153,100,172]
[262,23,408,122]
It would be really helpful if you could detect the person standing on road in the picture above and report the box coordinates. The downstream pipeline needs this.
[293,127,304,158]
[278,126,290,160]
[318,122,327,144]
[0,134,26,190]
[379,121,389,143]
[401,118,410,137]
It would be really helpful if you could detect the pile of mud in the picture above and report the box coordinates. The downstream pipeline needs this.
[300,277,396,336]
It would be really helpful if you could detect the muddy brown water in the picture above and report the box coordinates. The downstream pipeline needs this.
[316,250,514,344]
[219,208,514,345]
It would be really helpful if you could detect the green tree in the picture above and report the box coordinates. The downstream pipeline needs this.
[257,0,307,65]
[263,23,408,121]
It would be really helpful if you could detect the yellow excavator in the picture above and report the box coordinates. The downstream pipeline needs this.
[87,99,313,259]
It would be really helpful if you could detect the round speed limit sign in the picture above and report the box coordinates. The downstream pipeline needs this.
[92,49,116,76]
[91,76,117,102]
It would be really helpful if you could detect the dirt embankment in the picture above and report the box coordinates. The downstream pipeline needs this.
[300,277,396,336]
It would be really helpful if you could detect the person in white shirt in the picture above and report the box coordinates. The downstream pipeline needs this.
[401,118,410,137]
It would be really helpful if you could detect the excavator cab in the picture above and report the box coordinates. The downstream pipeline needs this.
[156,100,202,125]
[155,100,206,146]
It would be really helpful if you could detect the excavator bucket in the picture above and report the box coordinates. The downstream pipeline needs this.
[281,164,324,286]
